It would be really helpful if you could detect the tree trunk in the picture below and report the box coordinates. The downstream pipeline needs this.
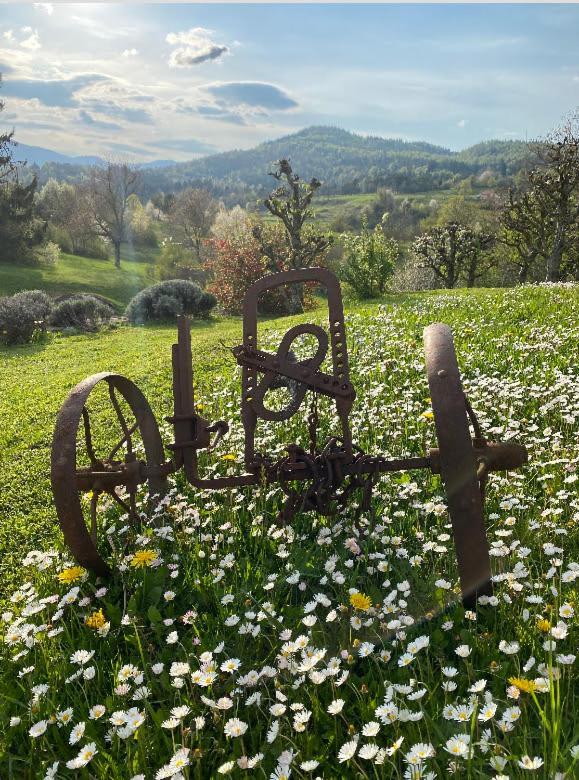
[466,262,476,288]
[546,239,563,282]
[114,241,121,269]
[287,282,304,315]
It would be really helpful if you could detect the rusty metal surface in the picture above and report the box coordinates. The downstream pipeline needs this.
[423,323,494,607]
[51,373,170,576]
[240,268,354,467]
[51,266,528,607]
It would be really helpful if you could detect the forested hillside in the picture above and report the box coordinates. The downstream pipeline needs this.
[31,126,531,203]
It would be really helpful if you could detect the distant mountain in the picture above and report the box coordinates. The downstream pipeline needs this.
[14,143,178,169]
[27,126,531,201]
[136,126,530,198]
[14,143,105,167]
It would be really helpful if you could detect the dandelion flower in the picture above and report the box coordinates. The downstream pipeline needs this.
[130,549,159,568]
[350,592,371,611]
[85,609,106,630]
[508,677,537,693]
[57,566,85,584]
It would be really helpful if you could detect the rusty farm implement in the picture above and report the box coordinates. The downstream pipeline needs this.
[51,267,527,607]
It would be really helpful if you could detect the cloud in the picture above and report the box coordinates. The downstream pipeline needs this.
[154,137,217,154]
[204,81,298,111]
[457,118,468,128]
[20,30,41,51]
[81,101,152,123]
[0,74,105,107]
[3,30,14,43]
[173,97,248,125]
[166,27,229,68]
[33,3,53,15]
[122,48,138,58]
[195,104,247,125]
[78,109,122,131]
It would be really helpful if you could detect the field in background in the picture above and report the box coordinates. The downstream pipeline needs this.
[0,250,156,310]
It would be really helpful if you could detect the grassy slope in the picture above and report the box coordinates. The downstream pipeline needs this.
[0,250,156,310]
[1,285,578,607]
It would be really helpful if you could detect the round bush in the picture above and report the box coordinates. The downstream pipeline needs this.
[49,295,114,332]
[0,289,52,345]
[125,280,216,325]
[152,294,183,320]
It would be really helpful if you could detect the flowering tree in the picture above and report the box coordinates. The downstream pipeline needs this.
[412,222,495,289]
[501,116,579,282]
[206,217,291,315]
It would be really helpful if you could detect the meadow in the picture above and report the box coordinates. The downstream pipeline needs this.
[0,284,577,778]
[0,251,156,310]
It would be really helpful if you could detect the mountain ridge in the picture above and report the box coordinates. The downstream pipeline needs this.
[22,125,530,199]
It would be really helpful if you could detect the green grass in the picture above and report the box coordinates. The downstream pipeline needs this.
[0,285,578,778]
[0,249,157,310]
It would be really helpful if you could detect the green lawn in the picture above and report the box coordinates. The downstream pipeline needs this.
[0,250,156,310]
[0,285,578,778]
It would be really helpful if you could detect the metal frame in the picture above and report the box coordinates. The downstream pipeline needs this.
[51,267,528,604]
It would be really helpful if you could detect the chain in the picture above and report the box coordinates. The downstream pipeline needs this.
[307,390,319,457]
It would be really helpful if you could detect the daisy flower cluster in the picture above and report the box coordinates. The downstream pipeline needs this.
[1,284,578,778]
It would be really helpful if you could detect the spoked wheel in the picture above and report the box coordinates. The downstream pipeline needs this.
[423,324,492,608]
[51,373,171,576]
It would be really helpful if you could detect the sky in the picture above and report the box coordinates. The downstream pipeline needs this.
[0,2,578,161]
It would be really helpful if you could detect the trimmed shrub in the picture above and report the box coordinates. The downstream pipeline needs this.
[49,295,114,331]
[34,241,61,266]
[125,280,216,325]
[0,289,52,345]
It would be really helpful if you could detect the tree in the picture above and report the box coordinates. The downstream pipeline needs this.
[169,188,218,261]
[258,159,332,314]
[500,115,579,282]
[412,222,495,289]
[340,216,398,299]
[206,217,291,315]
[0,75,45,264]
[86,162,139,268]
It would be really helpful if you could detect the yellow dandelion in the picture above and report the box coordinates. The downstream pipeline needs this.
[130,549,158,569]
[350,592,372,611]
[537,618,551,633]
[57,566,86,584]
[85,609,107,630]
[420,410,434,421]
[221,453,236,461]
[508,677,537,694]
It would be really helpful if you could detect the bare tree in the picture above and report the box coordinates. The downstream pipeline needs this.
[257,159,332,314]
[86,162,139,268]
[169,188,218,261]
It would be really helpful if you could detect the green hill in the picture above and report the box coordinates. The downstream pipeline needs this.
[34,126,531,201]
[0,252,155,310]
